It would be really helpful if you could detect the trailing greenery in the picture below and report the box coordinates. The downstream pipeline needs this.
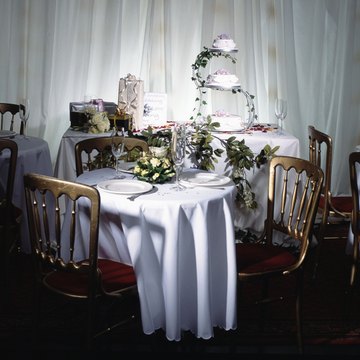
[191,47,237,88]
[186,46,278,207]
[187,117,279,208]
[132,126,172,147]
[135,118,279,209]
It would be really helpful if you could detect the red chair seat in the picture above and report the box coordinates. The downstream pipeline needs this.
[236,243,297,274]
[0,203,22,225]
[44,259,136,297]
[318,195,352,213]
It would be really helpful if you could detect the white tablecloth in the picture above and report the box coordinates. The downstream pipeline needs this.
[54,128,112,181]
[55,127,300,233]
[208,130,300,232]
[69,168,237,341]
[0,135,53,253]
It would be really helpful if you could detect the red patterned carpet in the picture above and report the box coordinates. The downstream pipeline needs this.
[1,230,360,358]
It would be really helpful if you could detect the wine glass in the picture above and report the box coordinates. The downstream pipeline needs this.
[275,98,287,134]
[19,98,30,138]
[171,123,186,191]
[111,128,126,179]
[84,102,96,124]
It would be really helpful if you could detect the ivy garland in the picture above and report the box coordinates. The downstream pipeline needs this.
[186,117,279,209]
[190,47,258,125]
[187,47,279,209]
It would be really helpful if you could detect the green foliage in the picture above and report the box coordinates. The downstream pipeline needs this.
[187,116,224,171]
[188,47,272,207]
[136,126,172,147]
[188,118,279,209]
[191,47,237,88]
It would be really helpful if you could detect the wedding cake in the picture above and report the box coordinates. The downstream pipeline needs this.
[206,69,239,88]
[211,110,245,132]
[212,34,236,50]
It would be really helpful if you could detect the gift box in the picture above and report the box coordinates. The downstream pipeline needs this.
[69,101,117,128]
[118,74,144,130]
[107,113,132,132]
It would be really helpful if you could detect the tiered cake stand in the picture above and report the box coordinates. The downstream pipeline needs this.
[191,45,257,131]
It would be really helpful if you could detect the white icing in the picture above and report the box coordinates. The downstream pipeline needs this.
[212,34,236,49]
[206,69,239,86]
[212,111,245,131]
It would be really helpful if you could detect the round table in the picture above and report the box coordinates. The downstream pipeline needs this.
[66,167,238,341]
[0,135,53,253]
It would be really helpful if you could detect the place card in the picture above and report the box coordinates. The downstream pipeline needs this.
[142,92,167,128]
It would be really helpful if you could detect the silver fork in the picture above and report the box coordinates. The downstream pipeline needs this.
[127,186,157,201]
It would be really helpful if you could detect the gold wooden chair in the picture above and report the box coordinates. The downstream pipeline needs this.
[349,151,360,289]
[0,103,24,134]
[235,156,323,354]
[23,173,139,349]
[308,125,352,278]
[0,139,22,298]
[75,136,149,177]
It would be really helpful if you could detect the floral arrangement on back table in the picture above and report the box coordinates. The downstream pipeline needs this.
[132,118,279,209]
[88,111,111,134]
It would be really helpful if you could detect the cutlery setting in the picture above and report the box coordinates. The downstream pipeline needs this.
[127,186,158,201]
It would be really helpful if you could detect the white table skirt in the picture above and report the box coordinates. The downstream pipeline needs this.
[203,130,300,232]
[54,129,112,181]
[54,127,300,234]
[67,168,238,341]
[0,135,53,253]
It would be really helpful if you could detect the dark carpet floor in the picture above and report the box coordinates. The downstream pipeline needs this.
[1,224,360,359]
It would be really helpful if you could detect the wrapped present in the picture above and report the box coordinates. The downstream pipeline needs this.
[118,74,144,130]
[108,108,132,132]
[69,101,117,128]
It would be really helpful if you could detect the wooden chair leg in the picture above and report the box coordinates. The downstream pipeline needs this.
[295,270,304,354]
[311,224,325,281]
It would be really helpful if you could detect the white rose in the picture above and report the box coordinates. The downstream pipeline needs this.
[96,119,110,132]
[88,126,99,134]
[150,158,161,167]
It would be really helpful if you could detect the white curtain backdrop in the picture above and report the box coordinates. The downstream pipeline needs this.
[0,0,359,195]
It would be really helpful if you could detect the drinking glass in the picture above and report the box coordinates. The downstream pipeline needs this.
[171,123,186,191]
[19,98,30,138]
[275,99,287,134]
[111,128,126,179]
[84,102,96,123]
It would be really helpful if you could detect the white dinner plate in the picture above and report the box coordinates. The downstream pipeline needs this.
[180,170,231,187]
[0,130,16,138]
[97,179,153,195]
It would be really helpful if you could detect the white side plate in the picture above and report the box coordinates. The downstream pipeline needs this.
[181,170,231,187]
[97,179,153,195]
[0,130,16,138]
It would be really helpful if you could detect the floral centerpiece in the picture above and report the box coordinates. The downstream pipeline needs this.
[133,153,175,184]
[88,112,110,134]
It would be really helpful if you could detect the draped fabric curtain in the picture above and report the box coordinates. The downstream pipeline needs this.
[0,0,359,195]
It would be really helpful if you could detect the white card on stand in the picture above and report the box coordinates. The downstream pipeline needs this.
[142,92,167,128]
